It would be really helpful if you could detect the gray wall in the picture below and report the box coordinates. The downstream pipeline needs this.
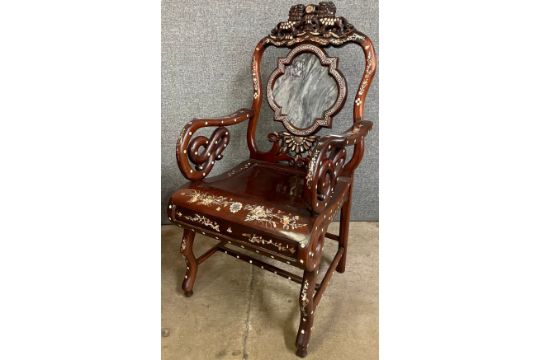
[162,0,378,223]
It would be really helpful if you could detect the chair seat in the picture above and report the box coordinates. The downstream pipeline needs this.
[169,160,350,261]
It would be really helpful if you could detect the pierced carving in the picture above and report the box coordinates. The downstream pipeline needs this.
[267,44,347,136]
[270,2,355,41]
[176,109,252,181]
[268,131,318,167]
[187,127,228,172]
[306,140,347,213]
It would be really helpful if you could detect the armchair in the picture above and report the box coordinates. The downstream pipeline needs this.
[167,2,376,357]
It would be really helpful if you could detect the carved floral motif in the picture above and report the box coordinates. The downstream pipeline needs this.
[268,131,318,167]
[272,132,317,155]
[270,2,355,41]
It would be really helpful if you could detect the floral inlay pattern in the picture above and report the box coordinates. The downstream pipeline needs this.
[356,50,375,101]
[183,214,220,232]
[252,58,259,99]
[183,190,236,213]
[242,233,296,254]
[227,162,253,177]
[180,189,308,231]
[300,280,310,315]
[181,238,187,252]
[244,204,306,230]
[306,149,320,188]
[229,202,242,213]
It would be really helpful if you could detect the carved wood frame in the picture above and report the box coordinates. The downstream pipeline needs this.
[248,31,376,169]
[266,44,347,136]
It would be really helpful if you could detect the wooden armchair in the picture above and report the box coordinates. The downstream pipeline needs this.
[167,2,376,357]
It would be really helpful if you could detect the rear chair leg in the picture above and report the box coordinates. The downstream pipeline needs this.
[180,229,197,297]
[295,268,318,357]
[337,189,352,273]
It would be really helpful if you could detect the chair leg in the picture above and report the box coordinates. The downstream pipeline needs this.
[337,188,353,273]
[295,268,318,357]
[180,229,197,297]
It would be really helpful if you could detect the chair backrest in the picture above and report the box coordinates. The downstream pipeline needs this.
[247,2,376,169]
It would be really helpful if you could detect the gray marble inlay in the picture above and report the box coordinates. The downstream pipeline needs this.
[271,53,338,130]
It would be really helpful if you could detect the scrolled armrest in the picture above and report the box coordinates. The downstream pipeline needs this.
[305,120,373,213]
[176,108,253,180]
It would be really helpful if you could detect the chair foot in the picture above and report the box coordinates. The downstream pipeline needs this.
[184,290,193,297]
[295,346,308,357]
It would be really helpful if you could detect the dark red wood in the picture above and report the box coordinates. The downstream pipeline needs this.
[167,2,376,357]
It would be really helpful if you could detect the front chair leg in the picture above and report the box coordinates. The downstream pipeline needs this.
[180,229,197,297]
[295,268,318,357]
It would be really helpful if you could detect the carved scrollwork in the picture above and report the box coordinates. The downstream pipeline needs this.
[304,121,373,214]
[306,143,346,213]
[187,127,229,172]
[176,109,252,180]
[264,2,366,48]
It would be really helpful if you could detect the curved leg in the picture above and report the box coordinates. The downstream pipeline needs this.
[337,187,353,273]
[180,229,197,297]
[295,268,318,357]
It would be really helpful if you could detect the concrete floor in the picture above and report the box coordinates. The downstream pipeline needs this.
[162,222,378,360]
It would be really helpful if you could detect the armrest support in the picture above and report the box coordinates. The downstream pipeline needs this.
[176,109,253,180]
[304,120,373,213]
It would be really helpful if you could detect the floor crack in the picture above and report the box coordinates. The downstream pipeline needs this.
[242,266,255,360]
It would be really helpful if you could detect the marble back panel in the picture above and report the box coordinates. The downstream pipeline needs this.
[270,53,339,130]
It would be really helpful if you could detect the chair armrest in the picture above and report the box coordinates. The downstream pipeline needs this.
[304,120,373,213]
[176,108,253,180]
